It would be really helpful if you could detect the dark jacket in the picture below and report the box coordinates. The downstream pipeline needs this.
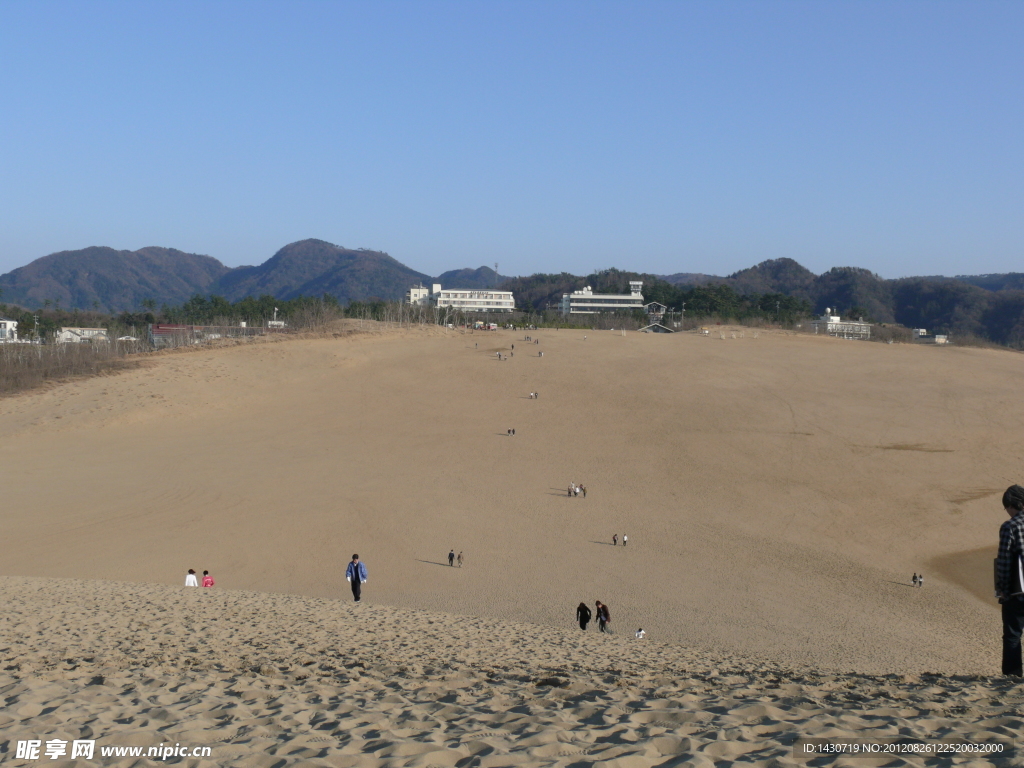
[576,604,592,622]
[997,513,1024,599]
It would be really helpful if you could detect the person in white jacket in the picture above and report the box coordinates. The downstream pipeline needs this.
[185,569,198,587]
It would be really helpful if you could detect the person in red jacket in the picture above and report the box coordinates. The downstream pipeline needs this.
[201,570,215,587]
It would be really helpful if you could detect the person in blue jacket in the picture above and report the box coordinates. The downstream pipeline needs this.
[346,554,368,603]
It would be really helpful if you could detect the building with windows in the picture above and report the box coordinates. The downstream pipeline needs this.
[406,283,515,312]
[0,317,18,341]
[560,282,644,315]
[644,302,667,323]
[55,327,109,344]
[809,309,871,340]
[406,284,431,306]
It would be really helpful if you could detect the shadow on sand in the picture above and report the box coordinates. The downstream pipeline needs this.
[415,559,454,568]
[884,581,917,588]
[589,541,616,547]
[929,546,998,604]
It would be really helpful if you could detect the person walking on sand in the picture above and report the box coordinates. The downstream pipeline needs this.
[581,485,586,498]
[997,485,1024,676]
[457,551,463,568]
[576,602,592,631]
[912,572,919,587]
[346,554,368,603]
[448,549,455,566]
[201,570,215,587]
[596,601,611,633]
[635,628,645,639]
[568,484,572,497]
[917,573,924,588]
[185,569,198,587]
[612,534,618,546]
[622,534,627,546]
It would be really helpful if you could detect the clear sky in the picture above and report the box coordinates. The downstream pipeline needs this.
[1,1,1021,279]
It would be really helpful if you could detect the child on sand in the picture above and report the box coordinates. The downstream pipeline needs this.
[201,570,215,587]
[185,569,198,587]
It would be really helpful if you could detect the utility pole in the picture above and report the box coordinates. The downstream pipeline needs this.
[681,302,686,329]
[33,314,39,343]
[776,300,781,325]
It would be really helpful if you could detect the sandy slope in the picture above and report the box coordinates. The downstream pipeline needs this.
[1,324,1021,674]
[2,576,1022,768]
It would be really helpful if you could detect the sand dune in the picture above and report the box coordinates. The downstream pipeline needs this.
[2,576,1021,767]
[1,324,1020,674]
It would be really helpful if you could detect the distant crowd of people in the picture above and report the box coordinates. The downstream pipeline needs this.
[568,482,586,497]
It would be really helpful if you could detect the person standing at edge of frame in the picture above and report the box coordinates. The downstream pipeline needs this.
[346,554,368,603]
[996,485,1024,676]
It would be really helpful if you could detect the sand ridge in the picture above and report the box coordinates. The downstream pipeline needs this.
[2,576,1023,767]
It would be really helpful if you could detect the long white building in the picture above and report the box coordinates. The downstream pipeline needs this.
[560,282,644,315]
[406,283,515,313]
[809,308,871,340]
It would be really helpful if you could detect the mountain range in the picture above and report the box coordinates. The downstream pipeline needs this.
[2,241,1024,346]
[0,239,505,313]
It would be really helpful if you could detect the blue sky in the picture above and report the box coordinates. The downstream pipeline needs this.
[1,1,1021,279]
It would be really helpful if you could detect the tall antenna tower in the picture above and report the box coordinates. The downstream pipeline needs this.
[494,262,499,274]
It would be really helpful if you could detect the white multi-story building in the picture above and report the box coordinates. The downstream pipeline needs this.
[560,282,644,315]
[406,283,515,313]
[55,327,109,343]
[406,285,431,306]
[809,309,871,340]
[0,317,18,341]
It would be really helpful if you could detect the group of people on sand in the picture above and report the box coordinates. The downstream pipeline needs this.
[568,483,586,497]
[911,572,924,588]
[507,428,517,437]
[576,601,610,632]
[529,391,539,399]
[184,569,215,587]
[448,549,464,567]
[575,600,643,638]
[612,533,628,546]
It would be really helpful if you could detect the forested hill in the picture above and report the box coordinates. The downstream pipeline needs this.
[505,259,1024,348]
[209,239,430,303]
[0,239,495,311]
[0,246,230,313]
